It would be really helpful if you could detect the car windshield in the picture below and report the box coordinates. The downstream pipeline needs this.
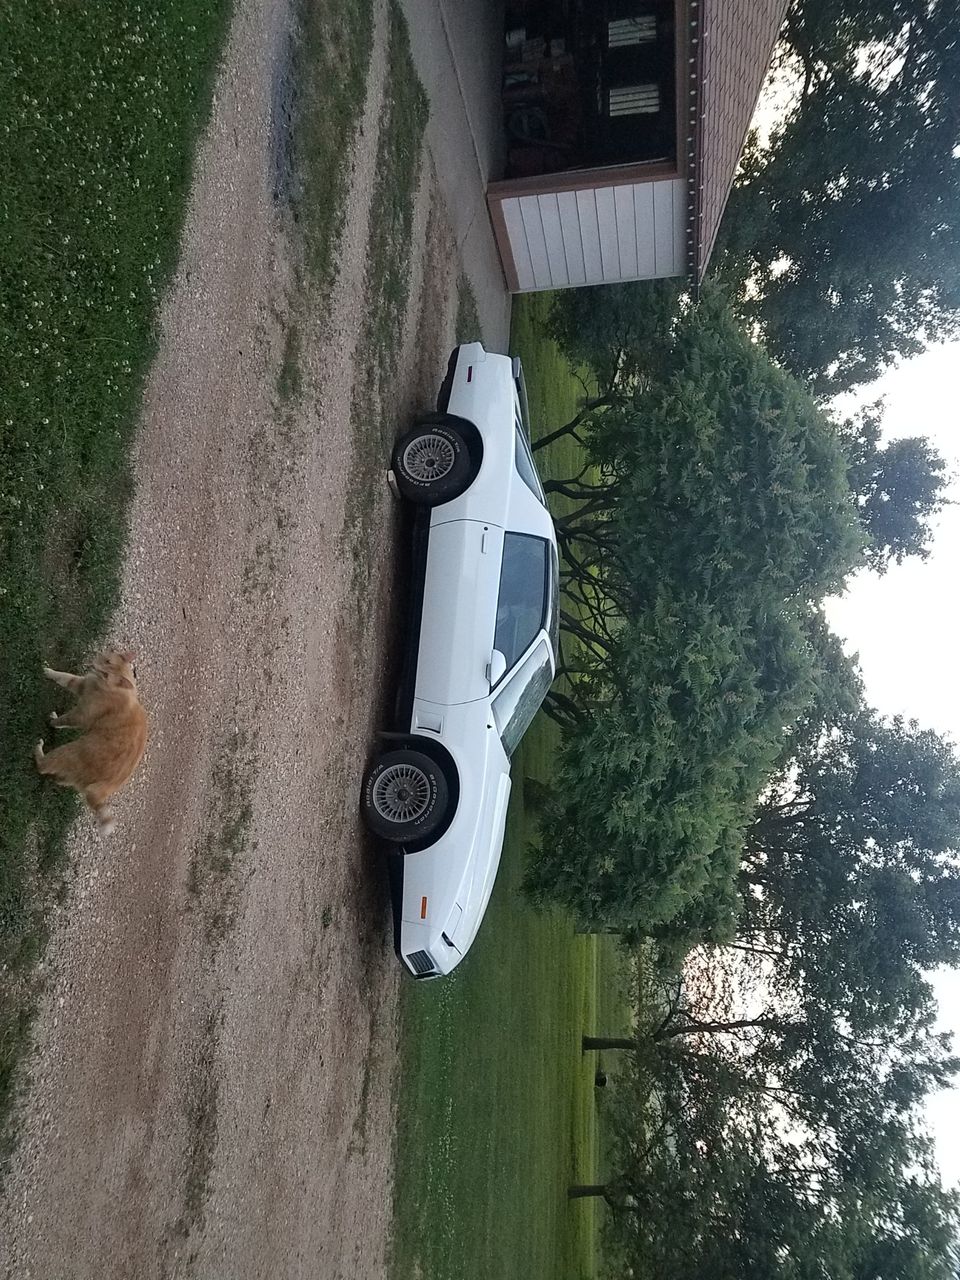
[492,640,554,756]
[514,423,546,504]
[494,534,549,669]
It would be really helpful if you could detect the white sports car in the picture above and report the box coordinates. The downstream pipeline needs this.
[361,342,559,979]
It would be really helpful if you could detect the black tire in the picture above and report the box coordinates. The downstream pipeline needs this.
[392,421,472,506]
[361,748,449,843]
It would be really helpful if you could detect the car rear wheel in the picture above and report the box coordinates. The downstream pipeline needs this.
[392,420,473,505]
[361,748,449,843]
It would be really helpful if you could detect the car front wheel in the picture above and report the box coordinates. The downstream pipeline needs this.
[392,420,473,505]
[361,748,449,843]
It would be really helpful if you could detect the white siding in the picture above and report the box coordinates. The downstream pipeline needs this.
[518,196,552,290]
[633,182,656,277]
[614,185,638,279]
[501,198,535,291]
[653,180,677,275]
[575,189,604,284]
[557,191,586,285]
[538,193,568,286]
[595,186,620,280]
[497,177,687,293]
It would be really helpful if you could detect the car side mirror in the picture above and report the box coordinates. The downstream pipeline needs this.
[487,649,507,687]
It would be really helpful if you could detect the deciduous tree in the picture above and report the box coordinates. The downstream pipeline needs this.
[717,0,960,394]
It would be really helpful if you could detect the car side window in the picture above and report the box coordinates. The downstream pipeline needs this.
[514,423,546,504]
[492,640,553,756]
[494,534,548,670]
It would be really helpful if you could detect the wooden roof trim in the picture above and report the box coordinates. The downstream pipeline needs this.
[488,159,680,201]
[684,0,706,287]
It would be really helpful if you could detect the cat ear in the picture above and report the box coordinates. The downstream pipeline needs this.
[117,675,134,689]
[119,650,136,664]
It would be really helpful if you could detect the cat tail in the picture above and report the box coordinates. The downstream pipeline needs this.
[92,803,116,837]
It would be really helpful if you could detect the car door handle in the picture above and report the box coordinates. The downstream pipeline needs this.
[481,527,489,553]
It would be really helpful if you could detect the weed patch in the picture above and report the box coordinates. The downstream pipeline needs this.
[188,729,255,948]
[276,322,303,403]
[292,0,375,298]
[173,1008,221,1241]
[454,274,482,345]
[341,1,428,598]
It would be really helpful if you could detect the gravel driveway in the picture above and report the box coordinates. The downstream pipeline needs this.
[0,0,474,1274]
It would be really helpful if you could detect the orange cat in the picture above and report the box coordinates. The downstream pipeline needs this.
[34,650,148,836]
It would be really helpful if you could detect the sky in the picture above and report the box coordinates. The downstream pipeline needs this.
[824,341,960,1185]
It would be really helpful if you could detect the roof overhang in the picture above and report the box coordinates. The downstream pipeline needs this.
[683,0,707,288]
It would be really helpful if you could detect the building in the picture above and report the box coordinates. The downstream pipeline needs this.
[487,0,789,292]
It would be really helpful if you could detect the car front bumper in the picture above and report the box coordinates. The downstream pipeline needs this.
[387,855,465,979]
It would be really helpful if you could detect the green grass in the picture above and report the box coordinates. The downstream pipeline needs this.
[187,730,255,947]
[276,322,303,403]
[0,0,232,1139]
[343,1,428,596]
[454,273,483,345]
[294,0,375,295]
[273,0,374,397]
[362,3,429,387]
[510,293,595,505]
[391,293,613,1280]
[391,749,600,1280]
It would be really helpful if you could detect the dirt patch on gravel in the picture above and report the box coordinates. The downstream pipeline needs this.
[0,0,470,1275]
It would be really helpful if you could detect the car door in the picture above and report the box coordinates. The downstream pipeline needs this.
[415,520,505,706]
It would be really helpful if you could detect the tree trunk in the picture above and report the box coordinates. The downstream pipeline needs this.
[582,1036,636,1052]
[568,1184,609,1201]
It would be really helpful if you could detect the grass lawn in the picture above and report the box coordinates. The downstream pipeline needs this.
[391,294,615,1280]
[295,0,375,297]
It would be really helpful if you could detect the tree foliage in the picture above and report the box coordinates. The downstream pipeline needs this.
[840,400,951,571]
[717,0,960,394]
[603,1036,960,1279]
[585,706,960,1274]
[534,10,960,1263]
[591,938,960,1278]
[738,708,960,1030]
[545,279,681,390]
[526,294,861,934]
[545,285,952,576]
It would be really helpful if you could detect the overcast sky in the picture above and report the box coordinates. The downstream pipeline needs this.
[824,341,960,1185]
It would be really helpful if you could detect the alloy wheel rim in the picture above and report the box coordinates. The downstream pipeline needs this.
[372,763,432,824]
[402,433,456,483]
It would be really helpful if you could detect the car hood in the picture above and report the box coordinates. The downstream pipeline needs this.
[447,772,512,952]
